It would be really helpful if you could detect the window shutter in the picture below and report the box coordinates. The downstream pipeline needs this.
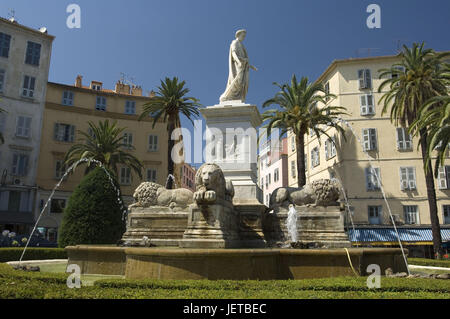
[360,95,367,115]
[324,140,329,159]
[364,69,372,89]
[362,129,369,151]
[70,125,75,142]
[358,70,365,89]
[438,167,447,189]
[367,95,374,114]
[365,167,372,190]
[400,168,408,190]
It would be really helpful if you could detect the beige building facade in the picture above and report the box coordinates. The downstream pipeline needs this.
[35,77,168,239]
[287,55,450,229]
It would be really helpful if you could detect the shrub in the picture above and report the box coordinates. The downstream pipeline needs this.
[0,248,67,262]
[58,167,126,248]
[409,258,450,268]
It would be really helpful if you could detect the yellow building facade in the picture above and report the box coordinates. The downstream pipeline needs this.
[287,55,450,227]
[35,77,168,239]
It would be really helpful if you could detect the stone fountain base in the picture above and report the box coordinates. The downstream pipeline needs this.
[66,245,408,280]
[263,205,351,248]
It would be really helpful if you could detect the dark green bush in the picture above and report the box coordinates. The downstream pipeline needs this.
[58,167,126,248]
[409,258,450,268]
[0,248,67,262]
[0,264,449,299]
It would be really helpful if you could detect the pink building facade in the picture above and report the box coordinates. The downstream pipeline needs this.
[258,138,289,206]
[180,163,196,192]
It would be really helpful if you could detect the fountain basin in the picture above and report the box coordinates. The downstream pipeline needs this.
[66,245,407,280]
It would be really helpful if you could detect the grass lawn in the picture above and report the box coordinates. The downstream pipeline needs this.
[0,263,449,299]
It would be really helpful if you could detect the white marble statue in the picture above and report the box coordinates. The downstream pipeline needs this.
[220,29,258,103]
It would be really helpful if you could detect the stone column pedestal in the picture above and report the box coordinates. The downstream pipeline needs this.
[200,101,263,204]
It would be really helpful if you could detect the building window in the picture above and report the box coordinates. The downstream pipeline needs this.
[0,69,5,92]
[368,206,382,224]
[55,160,66,179]
[360,94,375,115]
[120,167,131,185]
[22,75,36,98]
[54,123,75,142]
[92,83,102,91]
[437,166,450,190]
[62,91,74,106]
[396,127,412,151]
[0,32,11,58]
[148,135,158,152]
[403,205,419,224]
[325,137,336,160]
[25,41,41,66]
[311,147,320,167]
[125,100,136,114]
[400,167,416,190]
[365,167,381,191]
[16,116,31,138]
[0,111,6,134]
[291,160,296,178]
[324,82,330,102]
[12,154,29,176]
[358,69,372,89]
[146,169,157,183]
[443,205,450,224]
[96,96,107,111]
[291,135,295,152]
[50,199,66,214]
[274,168,280,183]
[391,66,405,79]
[123,132,133,148]
[362,128,377,151]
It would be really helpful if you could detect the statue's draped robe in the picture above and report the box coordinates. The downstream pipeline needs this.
[220,39,250,102]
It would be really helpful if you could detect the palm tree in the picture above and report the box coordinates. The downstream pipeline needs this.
[262,75,347,187]
[64,119,143,179]
[139,77,201,189]
[378,43,449,258]
[411,95,450,176]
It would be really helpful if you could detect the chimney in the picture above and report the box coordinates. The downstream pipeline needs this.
[115,81,130,94]
[75,75,83,88]
[148,90,156,98]
[131,85,143,96]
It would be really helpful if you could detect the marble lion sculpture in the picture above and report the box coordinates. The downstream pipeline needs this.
[131,182,194,209]
[269,179,340,209]
[193,163,234,204]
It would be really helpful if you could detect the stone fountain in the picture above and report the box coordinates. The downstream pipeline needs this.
[65,29,408,280]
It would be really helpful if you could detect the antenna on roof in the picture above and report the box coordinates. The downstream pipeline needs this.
[7,8,16,22]
[119,72,137,87]
[394,39,409,54]
[355,48,381,57]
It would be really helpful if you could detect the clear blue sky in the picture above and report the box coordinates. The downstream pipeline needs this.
[1,0,449,162]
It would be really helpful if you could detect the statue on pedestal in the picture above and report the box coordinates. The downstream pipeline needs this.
[220,29,258,103]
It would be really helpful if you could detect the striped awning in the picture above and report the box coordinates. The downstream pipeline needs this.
[348,228,450,243]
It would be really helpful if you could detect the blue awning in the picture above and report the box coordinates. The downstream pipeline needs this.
[348,228,450,243]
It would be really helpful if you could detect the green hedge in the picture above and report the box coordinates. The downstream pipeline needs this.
[0,248,67,262]
[409,258,450,268]
[0,264,449,299]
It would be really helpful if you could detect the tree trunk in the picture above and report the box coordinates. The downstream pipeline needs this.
[296,133,306,188]
[167,121,176,190]
[419,128,443,259]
